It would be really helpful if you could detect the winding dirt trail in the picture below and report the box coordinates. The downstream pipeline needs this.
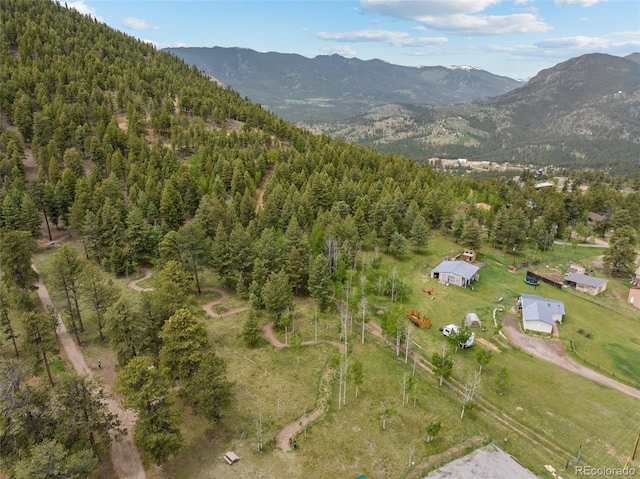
[261,322,344,451]
[272,367,334,452]
[127,268,153,292]
[262,322,287,350]
[128,268,248,318]
[502,315,640,401]
[33,266,146,479]
[201,288,248,318]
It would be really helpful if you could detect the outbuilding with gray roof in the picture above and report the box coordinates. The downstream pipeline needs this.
[564,272,607,296]
[431,260,480,288]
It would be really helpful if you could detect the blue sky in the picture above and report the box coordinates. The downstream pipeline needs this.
[69,0,639,79]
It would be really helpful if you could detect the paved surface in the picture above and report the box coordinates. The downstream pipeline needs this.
[422,444,539,479]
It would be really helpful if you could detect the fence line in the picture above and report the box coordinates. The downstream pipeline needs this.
[569,340,640,389]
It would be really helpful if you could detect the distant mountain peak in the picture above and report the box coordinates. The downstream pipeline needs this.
[446,65,480,71]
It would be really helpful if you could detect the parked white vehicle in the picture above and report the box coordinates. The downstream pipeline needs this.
[439,324,475,349]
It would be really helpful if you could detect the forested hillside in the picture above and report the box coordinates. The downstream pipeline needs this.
[0,1,639,477]
[309,53,640,173]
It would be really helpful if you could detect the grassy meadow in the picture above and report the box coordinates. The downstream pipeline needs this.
[28,233,640,479]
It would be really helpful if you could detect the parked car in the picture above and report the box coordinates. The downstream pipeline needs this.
[439,324,475,349]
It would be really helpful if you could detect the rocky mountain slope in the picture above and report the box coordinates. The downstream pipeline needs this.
[164,46,523,123]
[307,53,640,172]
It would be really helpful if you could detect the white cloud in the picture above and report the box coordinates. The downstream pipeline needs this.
[536,32,640,50]
[123,17,160,30]
[554,0,603,6]
[64,1,103,22]
[482,31,640,64]
[317,29,410,43]
[359,0,551,35]
[420,13,550,34]
[403,36,448,46]
[317,29,447,47]
[360,0,501,18]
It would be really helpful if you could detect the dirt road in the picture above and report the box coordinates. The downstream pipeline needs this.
[502,315,640,401]
[34,267,146,479]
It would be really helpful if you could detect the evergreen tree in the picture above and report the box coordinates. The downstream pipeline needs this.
[0,230,37,290]
[177,222,210,294]
[185,351,234,424]
[262,270,293,329]
[284,246,308,295]
[0,281,20,356]
[603,225,637,276]
[13,439,97,479]
[380,216,397,251]
[104,298,143,366]
[460,218,482,250]
[116,355,184,464]
[210,222,230,285]
[159,180,184,231]
[51,373,122,455]
[22,311,58,387]
[242,308,261,348]
[388,232,408,258]
[409,213,429,252]
[159,308,209,382]
[308,254,332,311]
[20,193,42,239]
[80,263,117,342]
[227,223,254,291]
[49,245,86,336]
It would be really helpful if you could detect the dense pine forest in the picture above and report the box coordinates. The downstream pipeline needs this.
[0,1,639,477]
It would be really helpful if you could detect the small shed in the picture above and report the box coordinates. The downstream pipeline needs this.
[431,260,480,288]
[567,263,586,275]
[628,288,640,309]
[465,313,482,328]
[564,273,607,296]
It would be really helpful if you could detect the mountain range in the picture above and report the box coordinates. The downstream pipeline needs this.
[306,53,640,171]
[164,46,524,123]
[166,48,640,171]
